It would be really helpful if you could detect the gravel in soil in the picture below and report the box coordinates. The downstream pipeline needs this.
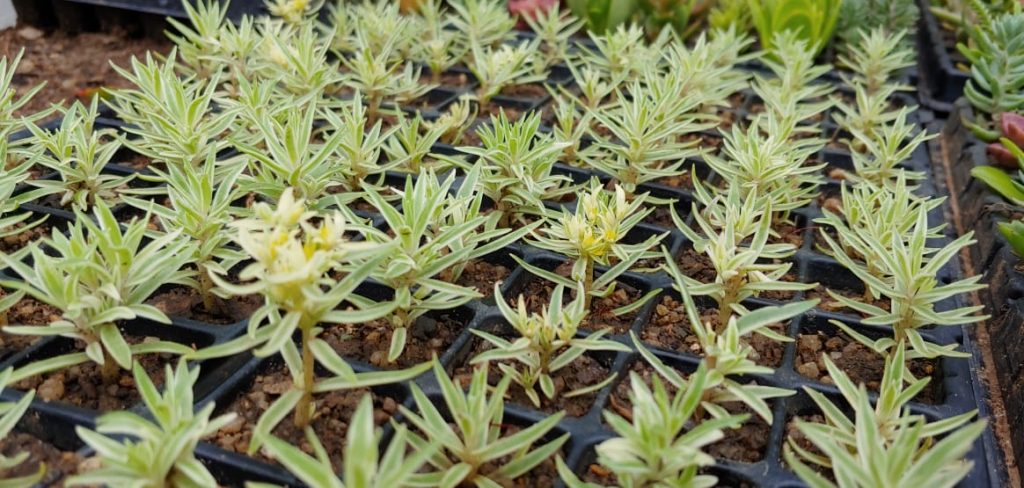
[454,259,511,299]
[0,25,170,118]
[452,337,609,417]
[148,285,262,325]
[795,330,941,404]
[499,83,548,100]
[210,361,398,469]
[607,361,771,463]
[0,431,82,485]
[0,295,58,360]
[641,295,786,368]
[513,262,643,335]
[15,335,176,411]
[322,313,466,368]
[0,220,51,253]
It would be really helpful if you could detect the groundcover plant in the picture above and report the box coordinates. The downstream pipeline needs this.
[0,0,995,486]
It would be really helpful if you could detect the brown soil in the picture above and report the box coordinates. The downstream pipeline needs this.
[113,151,155,171]
[656,172,694,190]
[795,330,940,404]
[322,313,465,368]
[211,361,398,468]
[0,295,58,359]
[0,220,51,253]
[500,83,548,99]
[676,247,718,283]
[773,221,805,248]
[15,334,177,411]
[478,103,524,122]
[806,283,891,315]
[0,26,170,118]
[607,361,771,463]
[421,71,471,88]
[514,262,642,335]
[453,338,609,417]
[0,432,82,485]
[785,414,834,479]
[454,259,511,299]
[147,285,262,325]
[640,295,786,368]
[642,203,681,229]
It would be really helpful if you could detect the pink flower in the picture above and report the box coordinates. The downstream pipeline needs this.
[1001,112,1024,148]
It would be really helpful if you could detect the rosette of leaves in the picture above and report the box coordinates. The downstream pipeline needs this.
[467,41,546,107]
[748,0,842,57]
[816,174,946,296]
[577,24,669,82]
[399,361,569,486]
[785,344,986,487]
[826,208,987,359]
[706,116,825,224]
[522,4,584,70]
[834,0,918,49]
[471,282,630,406]
[358,169,532,362]
[516,183,664,310]
[671,191,813,325]
[166,0,262,82]
[266,0,322,24]
[556,363,745,488]
[958,10,1024,120]
[341,28,433,123]
[0,368,43,487]
[320,95,397,192]
[254,395,435,488]
[67,360,236,487]
[583,75,710,199]
[107,50,237,170]
[836,28,914,96]
[0,201,193,384]
[190,189,428,440]
[24,97,134,210]
[123,159,246,315]
[844,108,932,187]
[448,0,517,49]
[456,111,573,227]
[253,20,339,102]
[751,31,835,130]
[382,112,457,174]
[425,98,477,146]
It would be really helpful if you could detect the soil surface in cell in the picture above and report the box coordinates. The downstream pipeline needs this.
[513,261,643,335]
[0,431,82,485]
[322,312,466,368]
[0,25,170,117]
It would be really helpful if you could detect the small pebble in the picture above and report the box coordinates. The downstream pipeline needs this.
[17,26,44,41]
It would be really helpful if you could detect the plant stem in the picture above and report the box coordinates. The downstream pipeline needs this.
[583,258,594,311]
[294,322,316,429]
[101,347,120,384]
[199,264,216,313]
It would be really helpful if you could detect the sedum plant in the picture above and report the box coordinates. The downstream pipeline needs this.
[785,344,986,488]
[359,170,531,362]
[556,363,746,488]
[68,360,236,488]
[826,209,987,359]
[255,20,339,102]
[749,0,842,57]
[836,28,914,96]
[631,289,813,424]
[25,97,133,210]
[516,183,664,310]
[166,0,262,84]
[835,0,918,49]
[522,4,584,70]
[0,201,193,384]
[457,111,573,227]
[426,98,476,146]
[123,159,246,314]
[107,51,237,169]
[449,0,517,50]
[191,189,427,438]
[844,108,932,187]
[583,76,709,198]
[255,395,435,488]
[320,94,397,192]
[816,174,945,295]
[958,11,1024,120]
[671,191,814,325]
[400,361,569,487]
[467,41,545,107]
[577,24,669,83]
[0,368,43,488]
[383,112,458,174]
[341,29,433,122]
[471,282,629,407]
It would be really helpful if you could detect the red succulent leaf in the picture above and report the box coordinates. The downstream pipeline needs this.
[1001,112,1024,148]
[988,142,1020,169]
